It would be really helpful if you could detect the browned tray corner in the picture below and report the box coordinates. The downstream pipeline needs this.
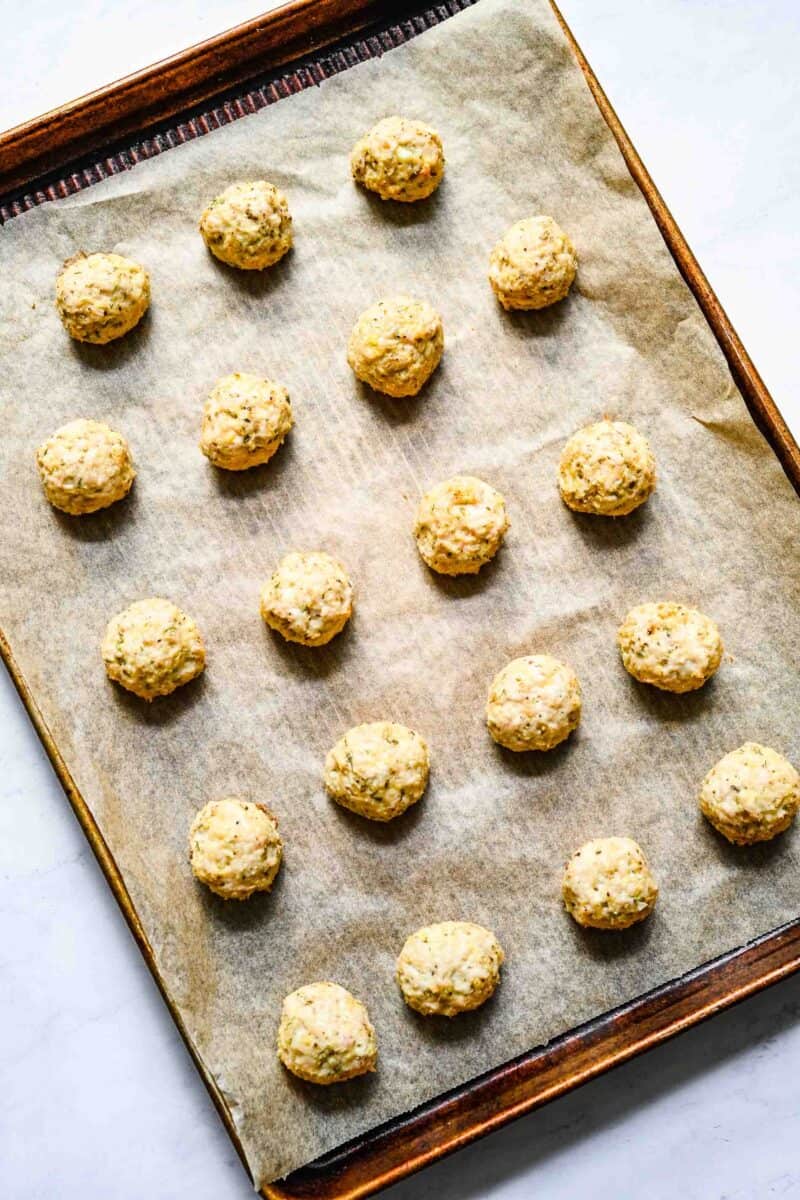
[2,3,800,1199]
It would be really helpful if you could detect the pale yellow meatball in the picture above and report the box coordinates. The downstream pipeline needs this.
[396,921,504,1017]
[199,180,292,270]
[36,419,135,515]
[55,251,150,344]
[260,551,353,647]
[189,797,282,900]
[559,420,656,517]
[350,116,444,202]
[200,372,292,471]
[562,837,658,930]
[277,982,377,1085]
[699,743,800,845]
[324,722,429,822]
[487,655,581,752]
[618,602,723,693]
[414,474,508,575]
[347,296,444,398]
[102,598,206,700]
[488,216,577,311]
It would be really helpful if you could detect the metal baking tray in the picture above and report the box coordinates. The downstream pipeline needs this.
[2,2,799,1196]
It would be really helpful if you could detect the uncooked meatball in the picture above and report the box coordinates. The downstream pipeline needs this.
[350,116,444,202]
[488,216,577,311]
[347,296,443,398]
[559,419,656,516]
[414,474,508,575]
[200,372,292,470]
[396,921,504,1017]
[260,551,353,647]
[102,597,206,700]
[36,418,135,515]
[189,797,282,900]
[324,722,430,821]
[277,981,377,1085]
[618,601,723,693]
[55,251,150,344]
[199,180,292,270]
[699,743,800,845]
[486,654,581,752]
[562,837,658,930]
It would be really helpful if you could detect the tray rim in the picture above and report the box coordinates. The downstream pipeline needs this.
[2,2,800,1198]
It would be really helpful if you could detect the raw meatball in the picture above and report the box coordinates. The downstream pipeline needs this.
[324,722,430,822]
[618,601,723,693]
[396,921,504,1017]
[486,654,581,752]
[488,216,577,311]
[347,295,444,397]
[414,474,508,575]
[260,551,353,647]
[562,837,658,930]
[277,981,377,1085]
[699,742,800,845]
[200,372,292,470]
[102,597,206,700]
[55,251,150,344]
[350,116,444,202]
[199,180,292,270]
[559,419,656,516]
[36,418,135,515]
[189,797,282,900]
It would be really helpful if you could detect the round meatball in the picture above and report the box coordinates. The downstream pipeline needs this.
[324,722,429,822]
[189,797,282,900]
[260,551,353,647]
[618,601,723,693]
[396,921,504,1017]
[102,597,206,700]
[562,837,658,930]
[199,180,292,270]
[699,743,800,845]
[486,654,581,752]
[55,251,150,344]
[347,295,444,398]
[277,982,377,1085]
[488,216,577,311]
[200,372,292,471]
[559,419,656,517]
[414,474,508,575]
[36,418,135,515]
[350,116,444,202]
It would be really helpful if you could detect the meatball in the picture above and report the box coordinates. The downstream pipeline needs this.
[55,251,150,344]
[350,116,444,202]
[101,597,206,700]
[199,180,292,270]
[488,216,577,310]
[414,474,508,575]
[260,551,353,647]
[324,722,430,821]
[200,372,292,470]
[36,418,135,515]
[277,982,377,1084]
[347,296,444,397]
[562,837,658,930]
[396,921,504,1017]
[189,797,282,899]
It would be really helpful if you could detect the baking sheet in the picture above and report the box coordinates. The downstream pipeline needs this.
[2,0,800,1186]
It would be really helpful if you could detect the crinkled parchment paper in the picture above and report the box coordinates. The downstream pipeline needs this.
[2,0,800,1185]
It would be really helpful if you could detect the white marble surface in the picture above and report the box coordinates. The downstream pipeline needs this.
[2,2,799,1197]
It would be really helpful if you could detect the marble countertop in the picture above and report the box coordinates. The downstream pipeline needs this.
[2,3,799,1197]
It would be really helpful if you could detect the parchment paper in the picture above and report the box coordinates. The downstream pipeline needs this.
[2,0,800,1186]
